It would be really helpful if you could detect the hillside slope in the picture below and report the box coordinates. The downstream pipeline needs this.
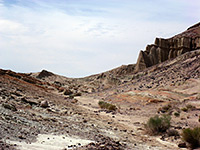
[0,23,200,150]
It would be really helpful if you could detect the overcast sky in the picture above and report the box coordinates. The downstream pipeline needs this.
[0,0,199,77]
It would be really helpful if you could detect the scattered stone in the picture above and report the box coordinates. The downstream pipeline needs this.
[71,99,78,104]
[64,89,73,95]
[21,97,37,106]
[2,103,17,111]
[167,129,179,137]
[18,135,26,139]
[11,91,22,97]
[40,101,49,108]
[83,120,87,123]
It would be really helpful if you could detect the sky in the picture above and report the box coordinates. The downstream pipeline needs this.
[0,0,199,77]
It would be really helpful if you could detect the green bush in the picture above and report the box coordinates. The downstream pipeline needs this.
[98,101,117,111]
[145,115,171,135]
[182,127,200,149]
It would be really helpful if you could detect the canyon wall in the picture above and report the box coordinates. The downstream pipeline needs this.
[135,22,200,72]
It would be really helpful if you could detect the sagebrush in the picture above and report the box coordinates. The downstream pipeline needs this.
[182,127,200,149]
[145,115,171,135]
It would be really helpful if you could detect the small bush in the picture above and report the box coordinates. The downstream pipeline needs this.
[174,112,180,117]
[167,129,179,137]
[158,104,172,113]
[181,107,188,112]
[182,104,196,112]
[69,95,74,99]
[98,101,117,111]
[182,127,200,149]
[145,115,171,135]
[186,104,196,110]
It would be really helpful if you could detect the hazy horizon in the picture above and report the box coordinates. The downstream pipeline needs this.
[0,0,199,77]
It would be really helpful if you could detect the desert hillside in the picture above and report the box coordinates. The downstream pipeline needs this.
[0,23,200,150]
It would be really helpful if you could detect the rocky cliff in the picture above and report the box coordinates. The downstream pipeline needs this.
[135,22,200,72]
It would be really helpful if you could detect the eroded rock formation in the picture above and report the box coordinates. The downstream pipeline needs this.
[135,22,200,72]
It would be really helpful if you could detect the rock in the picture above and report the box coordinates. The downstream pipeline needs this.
[70,99,78,104]
[135,23,200,72]
[40,101,49,108]
[37,70,54,79]
[83,119,87,123]
[21,97,37,106]
[18,135,26,139]
[2,103,17,111]
[11,91,22,97]
[178,142,187,148]
[73,92,82,97]
[64,89,73,95]
[166,129,179,137]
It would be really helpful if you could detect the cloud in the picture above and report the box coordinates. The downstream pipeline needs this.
[0,19,28,34]
[0,0,199,77]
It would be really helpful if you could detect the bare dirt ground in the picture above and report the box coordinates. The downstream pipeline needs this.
[0,50,199,150]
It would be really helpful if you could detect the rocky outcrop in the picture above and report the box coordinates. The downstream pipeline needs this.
[37,70,54,79]
[135,22,200,72]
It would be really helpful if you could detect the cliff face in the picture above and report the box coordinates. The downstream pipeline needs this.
[135,22,200,72]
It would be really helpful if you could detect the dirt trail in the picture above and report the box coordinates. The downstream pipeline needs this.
[76,96,181,150]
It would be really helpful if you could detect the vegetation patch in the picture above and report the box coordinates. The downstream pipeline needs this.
[158,104,172,113]
[145,115,171,135]
[98,101,117,111]
[182,127,200,149]
[174,111,180,117]
[186,104,196,110]
[181,107,188,112]
[181,104,196,112]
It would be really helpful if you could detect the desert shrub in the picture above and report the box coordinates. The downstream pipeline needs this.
[186,104,196,110]
[98,101,117,111]
[69,95,74,99]
[182,127,200,149]
[174,112,180,117]
[181,104,196,112]
[158,104,172,113]
[145,115,171,135]
[167,129,179,137]
[181,107,188,112]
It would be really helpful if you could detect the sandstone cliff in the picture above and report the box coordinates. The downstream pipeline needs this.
[135,22,200,72]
